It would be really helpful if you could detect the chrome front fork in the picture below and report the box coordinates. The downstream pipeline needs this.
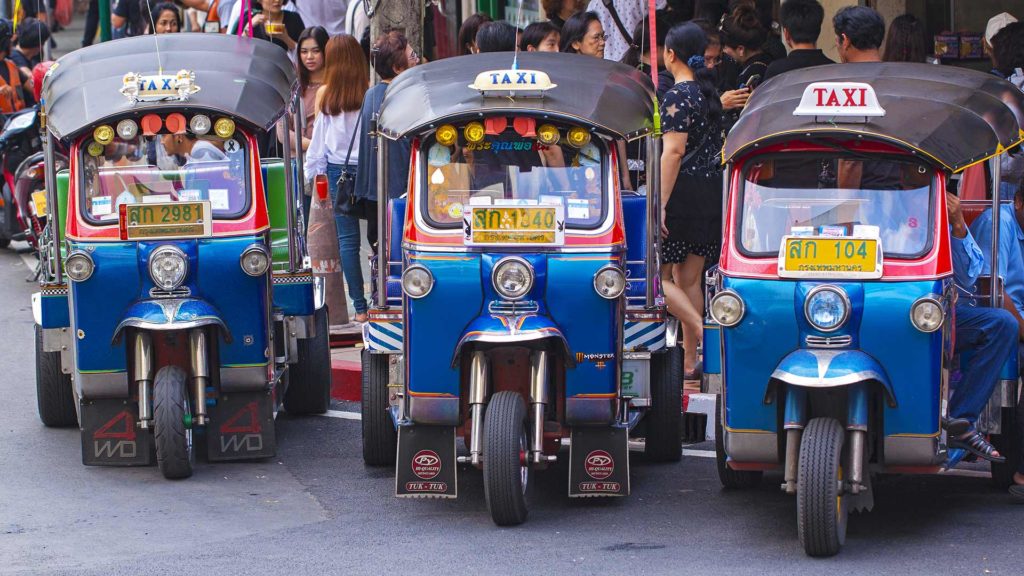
[133,329,210,428]
[529,350,556,465]
[134,332,153,430]
[782,383,868,495]
[464,351,489,468]
[189,328,209,426]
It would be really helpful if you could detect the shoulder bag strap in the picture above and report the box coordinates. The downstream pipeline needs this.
[343,110,361,167]
[601,0,632,46]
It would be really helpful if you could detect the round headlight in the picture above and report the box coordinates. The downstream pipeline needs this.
[190,114,211,136]
[214,117,235,139]
[593,265,626,299]
[492,257,534,300]
[149,246,188,291]
[435,124,457,146]
[537,124,560,145]
[93,125,114,145]
[464,121,485,144]
[65,251,95,282]
[116,119,138,140]
[566,126,591,148]
[911,297,943,333]
[804,286,849,332]
[402,265,434,299]
[710,290,744,327]
[240,246,270,277]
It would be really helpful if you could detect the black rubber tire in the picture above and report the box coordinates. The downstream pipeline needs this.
[714,395,762,488]
[797,417,847,558]
[153,366,194,480]
[483,391,530,526]
[361,349,397,466]
[0,238,9,248]
[991,402,1023,489]
[645,345,683,462]
[34,324,77,427]
[284,306,332,415]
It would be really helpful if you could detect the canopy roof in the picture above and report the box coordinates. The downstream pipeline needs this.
[43,34,296,140]
[723,63,1024,173]
[377,52,656,141]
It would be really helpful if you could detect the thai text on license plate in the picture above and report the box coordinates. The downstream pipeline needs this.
[119,201,212,241]
[779,236,882,279]
[464,205,564,246]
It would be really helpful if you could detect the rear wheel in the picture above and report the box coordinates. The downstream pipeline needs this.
[35,324,76,427]
[991,401,1023,489]
[361,349,397,466]
[284,306,332,415]
[645,345,682,462]
[483,391,530,526]
[714,395,762,488]
[153,366,193,480]
[797,417,847,557]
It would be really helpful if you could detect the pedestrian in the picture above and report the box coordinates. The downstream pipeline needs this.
[295,0,347,36]
[585,0,665,62]
[146,2,182,34]
[305,34,370,323]
[541,0,581,30]
[475,20,518,53]
[344,0,369,44]
[112,0,146,37]
[658,21,724,378]
[989,22,1024,200]
[0,20,26,114]
[720,4,773,90]
[248,0,304,52]
[762,0,832,82]
[458,12,491,55]
[621,13,672,96]
[883,14,927,63]
[355,31,417,257]
[833,5,884,63]
[83,0,101,46]
[985,12,1017,58]
[11,18,49,94]
[560,10,605,57]
[520,21,560,52]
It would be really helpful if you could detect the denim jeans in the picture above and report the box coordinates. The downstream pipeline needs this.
[327,162,367,315]
[950,304,1017,428]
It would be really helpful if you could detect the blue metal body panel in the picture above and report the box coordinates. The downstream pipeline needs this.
[69,236,270,374]
[703,323,721,374]
[37,286,71,328]
[271,278,314,316]
[114,298,227,338]
[722,276,945,437]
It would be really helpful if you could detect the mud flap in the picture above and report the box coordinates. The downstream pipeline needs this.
[395,424,457,499]
[80,399,154,466]
[206,391,276,461]
[569,425,630,497]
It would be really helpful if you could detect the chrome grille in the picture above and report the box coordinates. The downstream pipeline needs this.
[805,334,852,348]
[488,300,540,315]
[149,286,191,299]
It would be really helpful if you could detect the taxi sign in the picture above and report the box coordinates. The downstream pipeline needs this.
[793,82,885,119]
[469,69,556,96]
[120,70,200,104]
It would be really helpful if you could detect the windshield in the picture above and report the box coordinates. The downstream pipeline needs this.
[739,155,934,258]
[79,133,248,223]
[421,121,607,229]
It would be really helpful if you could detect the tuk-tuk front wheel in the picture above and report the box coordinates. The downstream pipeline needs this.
[797,417,847,557]
[990,402,1024,489]
[645,345,683,462]
[360,349,397,466]
[714,395,762,489]
[284,306,332,415]
[483,391,530,526]
[153,366,194,480]
[34,324,77,427]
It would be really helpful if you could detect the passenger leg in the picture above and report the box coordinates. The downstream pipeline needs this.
[676,256,706,376]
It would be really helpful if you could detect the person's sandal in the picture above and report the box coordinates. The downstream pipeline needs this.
[1009,484,1024,504]
[948,430,1006,463]
[941,417,971,437]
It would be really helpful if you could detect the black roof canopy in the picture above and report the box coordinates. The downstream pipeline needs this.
[43,34,296,140]
[724,62,1024,173]
[377,52,656,141]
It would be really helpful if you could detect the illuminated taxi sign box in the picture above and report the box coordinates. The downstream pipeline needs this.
[469,69,557,98]
[120,70,200,104]
[793,82,885,123]
[118,201,212,241]
[778,235,883,279]
[464,203,565,246]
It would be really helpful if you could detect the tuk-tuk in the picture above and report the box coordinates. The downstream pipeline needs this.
[359,52,681,525]
[31,34,331,479]
[704,63,1024,555]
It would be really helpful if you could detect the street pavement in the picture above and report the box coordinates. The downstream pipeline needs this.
[2,244,1024,575]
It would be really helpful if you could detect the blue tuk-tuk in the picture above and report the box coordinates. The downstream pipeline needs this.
[359,52,681,525]
[704,64,1024,555]
[32,34,331,479]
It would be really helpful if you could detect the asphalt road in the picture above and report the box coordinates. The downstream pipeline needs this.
[2,247,1023,575]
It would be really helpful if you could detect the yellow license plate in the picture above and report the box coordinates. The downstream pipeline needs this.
[121,201,211,240]
[466,206,564,246]
[31,190,47,217]
[780,236,880,278]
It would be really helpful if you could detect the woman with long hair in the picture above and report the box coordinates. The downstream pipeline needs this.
[659,22,725,378]
[146,3,182,34]
[540,0,582,30]
[305,35,371,322]
[457,12,492,55]
[883,14,927,63]
[280,26,328,153]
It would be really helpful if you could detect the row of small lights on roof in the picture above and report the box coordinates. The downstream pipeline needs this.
[434,121,591,148]
[92,114,236,146]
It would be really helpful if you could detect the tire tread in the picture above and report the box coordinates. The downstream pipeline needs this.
[483,391,529,526]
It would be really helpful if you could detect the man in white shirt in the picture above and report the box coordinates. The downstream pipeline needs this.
[585,0,665,62]
[295,0,347,35]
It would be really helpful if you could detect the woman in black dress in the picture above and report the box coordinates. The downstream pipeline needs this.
[659,21,723,378]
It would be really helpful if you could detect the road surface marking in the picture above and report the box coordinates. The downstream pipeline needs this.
[321,409,361,421]
[682,449,715,458]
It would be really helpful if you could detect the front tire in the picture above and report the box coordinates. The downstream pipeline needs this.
[153,366,193,480]
[645,345,683,462]
[284,306,332,415]
[35,324,76,427]
[991,401,1023,489]
[361,349,397,466]
[797,417,847,557]
[714,395,762,488]
[483,391,530,526]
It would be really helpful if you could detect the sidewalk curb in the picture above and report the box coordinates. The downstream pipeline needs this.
[331,358,361,402]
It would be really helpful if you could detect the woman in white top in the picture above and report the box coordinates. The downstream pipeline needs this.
[305,34,370,321]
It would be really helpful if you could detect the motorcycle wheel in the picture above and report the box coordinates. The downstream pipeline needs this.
[361,349,397,466]
[483,391,530,526]
[644,345,683,462]
[991,400,1024,489]
[797,417,847,557]
[284,306,332,415]
[153,366,194,480]
[34,324,76,427]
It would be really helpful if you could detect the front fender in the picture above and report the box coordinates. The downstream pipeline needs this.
[770,349,896,407]
[451,313,571,368]
[112,298,231,344]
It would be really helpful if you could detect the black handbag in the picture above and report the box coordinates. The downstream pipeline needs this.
[333,111,365,218]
